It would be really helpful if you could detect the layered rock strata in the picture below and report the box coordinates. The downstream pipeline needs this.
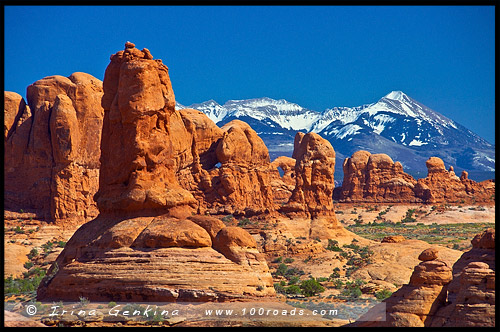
[4,73,104,223]
[36,43,275,302]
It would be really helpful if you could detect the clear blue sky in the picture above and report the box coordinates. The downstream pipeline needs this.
[4,5,495,144]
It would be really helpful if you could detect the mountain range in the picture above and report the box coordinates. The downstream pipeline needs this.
[176,91,495,183]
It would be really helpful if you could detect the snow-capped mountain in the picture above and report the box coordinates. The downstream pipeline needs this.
[177,91,495,182]
[181,97,321,131]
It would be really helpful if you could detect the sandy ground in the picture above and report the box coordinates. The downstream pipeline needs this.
[334,203,495,226]
[4,214,78,278]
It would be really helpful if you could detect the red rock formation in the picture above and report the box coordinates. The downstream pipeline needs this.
[209,120,275,216]
[270,156,296,204]
[336,153,495,204]
[357,247,453,327]
[431,228,495,327]
[37,43,275,303]
[356,229,495,327]
[4,73,104,223]
[95,42,197,214]
[381,235,406,243]
[281,132,336,218]
[414,157,495,204]
[336,150,417,202]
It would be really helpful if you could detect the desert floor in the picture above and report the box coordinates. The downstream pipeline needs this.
[4,203,495,326]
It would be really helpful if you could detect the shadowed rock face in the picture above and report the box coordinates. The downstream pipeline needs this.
[36,43,275,303]
[336,152,495,204]
[4,73,104,224]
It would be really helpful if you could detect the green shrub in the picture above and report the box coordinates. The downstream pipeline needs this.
[221,214,233,223]
[341,286,362,299]
[27,248,39,260]
[326,239,343,252]
[299,278,325,297]
[4,267,46,295]
[401,209,417,223]
[272,256,283,263]
[237,218,251,226]
[332,279,344,289]
[275,263,288,276]
[288,276,300,285]
[285,285,302,295]
[374,289,393,301]
[273,282,286,294]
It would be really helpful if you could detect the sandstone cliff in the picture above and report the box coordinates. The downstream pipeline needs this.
[4,73,104,224]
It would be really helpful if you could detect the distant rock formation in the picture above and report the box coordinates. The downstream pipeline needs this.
[336,150,417,202]
[4,73,104,223]
[36,43,275,302]
[354,228,495,327]
[335,152,495,204]
[281,132,337,218]
[208,120,275,215]
[414,157,495,203]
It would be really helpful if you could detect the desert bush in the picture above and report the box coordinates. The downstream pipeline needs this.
[326,239,343,252]
[285,285,302,295]
[401,208,417,223]
[374,289,393,301]
[299,278,325,297]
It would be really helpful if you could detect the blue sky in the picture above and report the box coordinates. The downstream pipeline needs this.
[4,5,495,144]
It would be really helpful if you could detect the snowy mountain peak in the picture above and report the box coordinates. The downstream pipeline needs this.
[383,90,408,102]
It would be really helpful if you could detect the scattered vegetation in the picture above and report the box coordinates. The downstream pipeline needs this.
[401,208,417,223]
[221,214,234,223]
[347,221,495,250]
[326,239,343,252]
[4,239,66,299]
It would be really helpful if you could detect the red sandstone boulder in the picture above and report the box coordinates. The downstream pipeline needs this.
[381,235,406,243]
